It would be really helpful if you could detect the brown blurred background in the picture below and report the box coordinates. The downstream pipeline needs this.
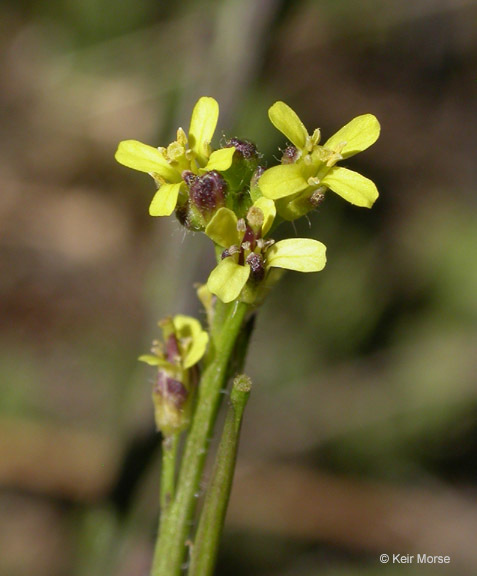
[1,0,476,575]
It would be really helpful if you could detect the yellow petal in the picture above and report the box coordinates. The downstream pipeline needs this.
[259,164,308,200]
[138,354,170,368]
[188,97,219,165]
[323,114,380,159]
[204,147,236,172]
[173,314,209,369]
[115,140,178,181]
[253,197,276,236]
[149,182,183,216]
[321,167,378,208]
[268,101,308,149]
[207,259,251,303]
[205,208,239,248]
[266,238,327,272]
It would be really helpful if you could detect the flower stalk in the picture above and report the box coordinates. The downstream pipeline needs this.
[151,301,249,576]
[159,433,179,515]
[188,374,252,576]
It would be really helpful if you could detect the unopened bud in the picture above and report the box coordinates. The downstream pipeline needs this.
[225,138,259,160]
[222,138,260,201]
[153,370,192,435]
[189,171,226,217]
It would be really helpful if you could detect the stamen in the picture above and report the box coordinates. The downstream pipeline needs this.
[246,206,264,232]
[307,176,321,186]
[237,218,246,233]
[246,252,265,282]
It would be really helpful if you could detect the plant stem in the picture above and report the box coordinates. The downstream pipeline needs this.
[159,433,179,515]
[151,300,249,576]
[188,374,251,576]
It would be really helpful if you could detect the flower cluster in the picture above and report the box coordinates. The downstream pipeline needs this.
[115,97,380,304]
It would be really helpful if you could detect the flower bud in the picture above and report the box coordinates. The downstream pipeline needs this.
[221,138,260,212]
[152,369,193,435]
[189,171,226,216]
[225,137,258,160]
[180,170,227,231]
[140,314,208,436]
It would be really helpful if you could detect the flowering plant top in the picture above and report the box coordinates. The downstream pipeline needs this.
[114,97,381,573]
[115,96,380,305]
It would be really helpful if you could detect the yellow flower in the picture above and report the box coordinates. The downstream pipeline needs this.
[205,198,326,303]
[259,101,380,219]
[115,97,235,216]
[139,315,209,435]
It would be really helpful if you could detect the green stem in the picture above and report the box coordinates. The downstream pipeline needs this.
[151,300,249,576]
[188,375,251,576]
[159,434,179,514]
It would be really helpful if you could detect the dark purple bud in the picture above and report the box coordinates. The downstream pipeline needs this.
[225,138,258,160]
[281,145,299,164]
[189,171,226,216]
[246,252,265,283]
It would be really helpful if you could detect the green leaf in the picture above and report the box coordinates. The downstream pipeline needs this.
[205,208,239,248]
[266,238,327,272]
[115,140,178,181]
[205,147,236,172]
[268,101,308,149]
[321,166,379,208]
[149,182,183,216]
[207,259,250,303]
[323,114,380,159]
[259,164,308,200]
[188,97,219,165]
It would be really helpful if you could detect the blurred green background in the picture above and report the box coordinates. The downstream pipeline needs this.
[1,0,476,575]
